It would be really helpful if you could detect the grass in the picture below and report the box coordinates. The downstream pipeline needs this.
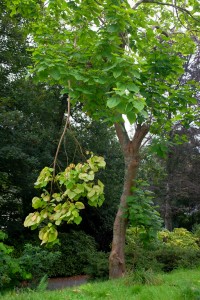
[1,268,200,300]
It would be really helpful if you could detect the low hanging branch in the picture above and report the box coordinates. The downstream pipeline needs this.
[24,80,107,245]
[24,153,106,245]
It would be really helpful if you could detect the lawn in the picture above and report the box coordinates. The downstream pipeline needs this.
[1,268,200,300]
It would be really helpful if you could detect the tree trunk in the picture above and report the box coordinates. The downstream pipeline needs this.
[109,123,149,279]
[164,183,173,231]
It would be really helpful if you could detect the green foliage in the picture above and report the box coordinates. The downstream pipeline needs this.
[24,154,106,245]
[0,231,60,291]
[158,228,199,250]
[126,230,163,273]
[0,231,26,291]
[84,251,109,280]
[154,246,200,272]
[193,225,200,246]
[6,0,199,131]
[49,231,100,278]
[127,180,163,244]
[0,1,67,240]
[155,228,200,271]
[19,244,60,286]
[35,275,48,292]
[125,269,163,286]
[126,227,200,274]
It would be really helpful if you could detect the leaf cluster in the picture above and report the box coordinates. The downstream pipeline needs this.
[6,0,199,129]
[24,154,106,245]
[126,180,163,244]
[158,228,199,250]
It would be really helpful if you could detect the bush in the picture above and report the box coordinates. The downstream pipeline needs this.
[50,230,100,278]
[155,246,200,272]
[0,231,26,291]
[49,230,109,279]
[125,227,163,272]
[126,242,163,273]
[84,251,109,279]
[126,227,200,274]
[158,228,199,250]
[0,230,61,291]
[1,229,108,288]
[19,243,60,286]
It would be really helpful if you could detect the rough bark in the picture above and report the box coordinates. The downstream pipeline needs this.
[109,123,149,279]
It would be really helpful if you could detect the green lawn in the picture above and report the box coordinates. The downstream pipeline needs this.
[1,269,200,300]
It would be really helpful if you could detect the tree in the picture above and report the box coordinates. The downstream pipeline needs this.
[161,126,200,229]
[136,124,200,231]
[7,0,200,278]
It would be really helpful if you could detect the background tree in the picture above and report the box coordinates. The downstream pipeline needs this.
[160,127,200,229]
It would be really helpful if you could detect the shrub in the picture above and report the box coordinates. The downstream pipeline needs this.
[0,231,27,291]
[49,230,109,280]
[84,251,109,279]
[19,243,60,286]
[125,227,163,272]
[49,230,99,277]
[126,227,200,274]
[155,246,200,272]
[0,230,61,291]
[126,242,163,273]
[158,228,199,250]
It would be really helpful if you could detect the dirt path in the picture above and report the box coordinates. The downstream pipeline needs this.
[47,275,89,290]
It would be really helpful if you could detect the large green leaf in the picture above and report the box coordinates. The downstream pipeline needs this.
[107,97,121,108]
[127,83,140,93]
[133,101,145,112]
[50,69,61,80]
[113,69,122,78]
[32,197,43,209]
[127,112,136,124]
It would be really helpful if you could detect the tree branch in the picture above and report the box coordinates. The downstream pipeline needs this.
[114,122,130,152]
[132,0,145,9]
[131,123,149,152]
[132,0,200,22]
[52,80,71,179]
[141,134,152,148]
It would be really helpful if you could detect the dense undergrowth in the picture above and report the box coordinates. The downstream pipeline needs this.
[2,226,200,294]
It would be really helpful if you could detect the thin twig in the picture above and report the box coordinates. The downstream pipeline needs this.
[63,135,69,166]
[67,128,87,160]
[174,0,188,31]
[141,134,152,148]
[50,80,71,193]
[135,0,200,23]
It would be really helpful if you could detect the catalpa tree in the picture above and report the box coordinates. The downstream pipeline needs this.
[6,0,200,278]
